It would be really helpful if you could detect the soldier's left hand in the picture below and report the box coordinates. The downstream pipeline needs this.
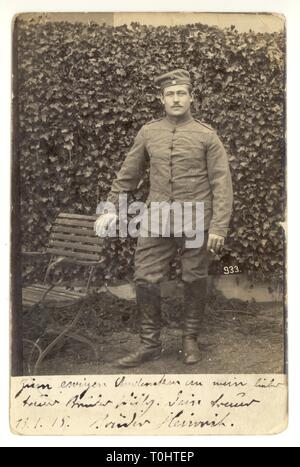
[207,234,225,254]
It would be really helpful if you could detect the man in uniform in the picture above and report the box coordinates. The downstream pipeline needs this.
[94,69,233,367]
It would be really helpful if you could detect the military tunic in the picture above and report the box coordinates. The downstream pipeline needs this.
[105,115,233,283]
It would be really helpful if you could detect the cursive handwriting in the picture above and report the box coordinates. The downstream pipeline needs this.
[255,377,286,389]
[66,388,113,409]
[61,378,107,390]
[22,395,60,408]
[15,378,53,399]
[115,374,181,388]
[211,392,260,409]
[11,374,287,435]
[158,410,232,429]
[168,390,202,408]
[213,378,247,388]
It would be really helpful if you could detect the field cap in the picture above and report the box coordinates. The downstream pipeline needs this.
[154,69,191,89]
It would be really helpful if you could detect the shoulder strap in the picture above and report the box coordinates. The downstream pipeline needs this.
[194,119,214,131]
[145,118,163,126]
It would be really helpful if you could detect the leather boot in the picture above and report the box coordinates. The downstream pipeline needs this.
[117,283,162,368]
[182,278,207,364]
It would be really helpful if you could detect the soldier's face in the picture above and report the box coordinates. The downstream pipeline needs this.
[160,84,193,117]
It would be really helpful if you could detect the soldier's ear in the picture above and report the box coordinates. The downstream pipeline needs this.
[159,94,165,105]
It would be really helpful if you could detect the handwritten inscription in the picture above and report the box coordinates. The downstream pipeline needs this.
[11,374,287,435]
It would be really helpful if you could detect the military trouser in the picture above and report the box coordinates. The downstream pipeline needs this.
[134,231,209,284]
[118,232,209,367]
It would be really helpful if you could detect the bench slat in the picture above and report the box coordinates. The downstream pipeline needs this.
[47,256,104,266]
[52,225,97,237]
[50,232,103,245]
[23,289,46,300]
[58,213,99,221]
[26,285,85,298]
[47,248,101,260]
[28,284,84,295]
[49,239,103,253]
[55,218,96,229]
[22,287,86,307]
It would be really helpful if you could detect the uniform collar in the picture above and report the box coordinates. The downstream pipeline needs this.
[164,113,194,128]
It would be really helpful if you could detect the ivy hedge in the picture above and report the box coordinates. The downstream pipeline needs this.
[17,18,285,282]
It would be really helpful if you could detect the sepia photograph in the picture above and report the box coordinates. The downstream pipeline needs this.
[12,11,286,377]
[9,9,288,436]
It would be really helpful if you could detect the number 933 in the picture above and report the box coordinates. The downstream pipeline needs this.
[223,265,240,275]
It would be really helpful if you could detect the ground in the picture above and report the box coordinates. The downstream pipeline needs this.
[23,288,285,376]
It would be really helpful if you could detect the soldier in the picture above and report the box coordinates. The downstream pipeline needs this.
[94,69,233,367]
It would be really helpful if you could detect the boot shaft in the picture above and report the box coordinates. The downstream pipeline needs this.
[183,278,207,340]
[184,278,207,314]
[136,282,162,350]
[136,282,161,311]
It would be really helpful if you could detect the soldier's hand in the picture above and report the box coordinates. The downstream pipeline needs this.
[207,233,224,254]
[94,213,117,237]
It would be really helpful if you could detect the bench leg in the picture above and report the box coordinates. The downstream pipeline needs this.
[23,338,43,375]
[33,303,87,374]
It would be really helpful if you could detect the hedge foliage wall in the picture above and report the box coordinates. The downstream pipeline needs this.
[17,18,285,281]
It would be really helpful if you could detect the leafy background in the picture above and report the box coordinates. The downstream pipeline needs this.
[17,18,285,283]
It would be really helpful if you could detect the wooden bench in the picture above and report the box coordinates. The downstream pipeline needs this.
[22,212,105,374]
